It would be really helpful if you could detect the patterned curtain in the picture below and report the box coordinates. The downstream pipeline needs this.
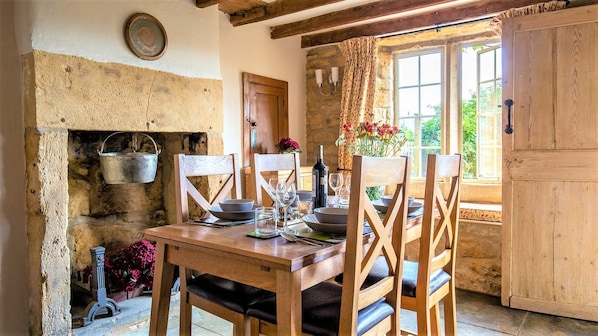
[337,36,379,171]
[489,0,568,35]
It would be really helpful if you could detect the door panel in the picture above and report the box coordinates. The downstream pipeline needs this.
[243,73,288,167]
[502,5,598,322]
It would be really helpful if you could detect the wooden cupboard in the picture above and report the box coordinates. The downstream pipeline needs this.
[501,4,598,321]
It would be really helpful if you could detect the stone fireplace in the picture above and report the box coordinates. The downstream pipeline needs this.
[23,50,224,335]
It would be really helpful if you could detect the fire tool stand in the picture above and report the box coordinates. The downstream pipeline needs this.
[80,246,121,326]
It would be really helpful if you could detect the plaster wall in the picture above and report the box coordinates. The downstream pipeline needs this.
[218,13,307,164]
[0,2,28,335]
[1,0,308,333]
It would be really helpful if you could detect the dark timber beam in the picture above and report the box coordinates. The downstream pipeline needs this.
[229,0,343,26]
[301,0,558,47]
[271,0,456,39]
[196,0,220,8]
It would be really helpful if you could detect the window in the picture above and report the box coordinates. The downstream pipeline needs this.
[394,42,502,185]
[396,51,442,177]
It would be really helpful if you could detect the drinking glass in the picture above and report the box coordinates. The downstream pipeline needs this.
[328,173,344,207]
[275,182,296,233]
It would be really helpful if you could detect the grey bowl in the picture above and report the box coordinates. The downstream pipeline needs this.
[219,199,254,212]
[314,207,348,224]
[381,195,415,206]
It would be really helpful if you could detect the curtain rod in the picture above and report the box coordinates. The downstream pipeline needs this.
[380,16,493,40]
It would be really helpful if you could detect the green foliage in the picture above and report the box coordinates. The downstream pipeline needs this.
[462,93,478,178]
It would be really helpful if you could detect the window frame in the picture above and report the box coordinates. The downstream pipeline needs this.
[388,36,502,203]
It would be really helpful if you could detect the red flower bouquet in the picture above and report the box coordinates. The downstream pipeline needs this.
[275,137,302,153]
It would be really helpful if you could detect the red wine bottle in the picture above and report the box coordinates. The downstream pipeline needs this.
[312,145,328,209]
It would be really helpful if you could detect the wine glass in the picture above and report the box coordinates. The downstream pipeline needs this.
[268,178,280,223]
[328,173,344,207]
[345,173,351,192]
[275,182,296,233]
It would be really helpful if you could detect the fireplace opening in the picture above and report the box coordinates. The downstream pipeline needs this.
[68,130,206,330]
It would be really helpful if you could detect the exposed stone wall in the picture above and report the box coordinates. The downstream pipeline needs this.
[305,45,393,173]
[405,218,502,297]
[23,51,224,334]
[305,46,344,172]
[25,129,71,336]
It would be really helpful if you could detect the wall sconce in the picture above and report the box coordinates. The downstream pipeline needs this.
[315,67,339,96]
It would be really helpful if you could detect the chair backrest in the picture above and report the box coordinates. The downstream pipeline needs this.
[174,153,242,223]
[250,152,302,206]
[418,154,463,293]
[339,155,411,335]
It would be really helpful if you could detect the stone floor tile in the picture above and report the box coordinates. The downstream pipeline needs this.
[518,312,598,336]
[456,321,514,335]
[454,289,527,335]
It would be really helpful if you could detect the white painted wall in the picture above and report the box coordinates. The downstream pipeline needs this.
[16,0,221,78]
[0,0,307,332]
[219,13,307,164]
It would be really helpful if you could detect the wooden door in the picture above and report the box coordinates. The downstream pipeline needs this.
[243,73,288,167]
[501,5,598,321]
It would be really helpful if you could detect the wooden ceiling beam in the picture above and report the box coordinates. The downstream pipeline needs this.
[301,0,556,48]
[271,0,456,39]
[196,0,220,8]
[229,0,343,26]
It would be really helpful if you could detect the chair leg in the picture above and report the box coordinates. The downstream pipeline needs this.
[416,302,432,336]
[231,313,249,336]
[443,283,457,336]
[430,304,441,335]
[179,267,193,336]
[249,317,260,336]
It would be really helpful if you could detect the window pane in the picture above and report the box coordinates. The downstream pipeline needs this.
[420,53,441,85]
[421,116,441,147]
[479,50,495,82]
[399,87,419,117]
[398,56,419,87]
[476,45,502,180]
[395,50,443,179]
[420,84,441,116]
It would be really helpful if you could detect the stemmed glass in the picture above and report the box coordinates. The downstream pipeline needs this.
[268,178,280,224]
[275,182,296,233]
[345,173,351,192]
[329,173,344,207]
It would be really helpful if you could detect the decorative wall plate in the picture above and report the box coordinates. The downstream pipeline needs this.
[124,13,168,61]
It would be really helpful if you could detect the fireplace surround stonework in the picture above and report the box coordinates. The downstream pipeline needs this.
[23,50,224,335]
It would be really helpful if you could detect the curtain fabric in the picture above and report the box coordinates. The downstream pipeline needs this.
[337,36,379,171]
[489,0,568,35]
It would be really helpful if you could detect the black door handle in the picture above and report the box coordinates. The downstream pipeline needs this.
[504,99,514,134]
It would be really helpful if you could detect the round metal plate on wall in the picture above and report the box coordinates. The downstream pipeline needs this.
[124,13,168,61]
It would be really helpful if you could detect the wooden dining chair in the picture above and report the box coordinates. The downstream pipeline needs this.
[174,153,274,336]
[402,153,462,336]
[351,153,463,335]
[250,152,302,206]
[247,155,411,335]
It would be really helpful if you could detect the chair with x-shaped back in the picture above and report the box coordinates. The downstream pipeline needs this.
[251,152,302,206]
[351,153,463,335]
[247,155,411,335]
[174,153,274,336]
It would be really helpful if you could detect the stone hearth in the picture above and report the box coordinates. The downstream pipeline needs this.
[23,50,224,335]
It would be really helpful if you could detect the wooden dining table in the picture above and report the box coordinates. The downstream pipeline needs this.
[145,214,422,336]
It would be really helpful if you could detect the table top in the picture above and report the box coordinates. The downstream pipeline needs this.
[144,222,347,272]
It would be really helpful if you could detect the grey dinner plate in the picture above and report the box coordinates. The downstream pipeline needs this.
[208,205,255,220]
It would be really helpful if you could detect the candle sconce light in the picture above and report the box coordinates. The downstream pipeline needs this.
[315,67,339,96]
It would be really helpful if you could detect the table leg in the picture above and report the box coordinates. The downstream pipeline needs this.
[149,242,175,336]
[276,270,302,335]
